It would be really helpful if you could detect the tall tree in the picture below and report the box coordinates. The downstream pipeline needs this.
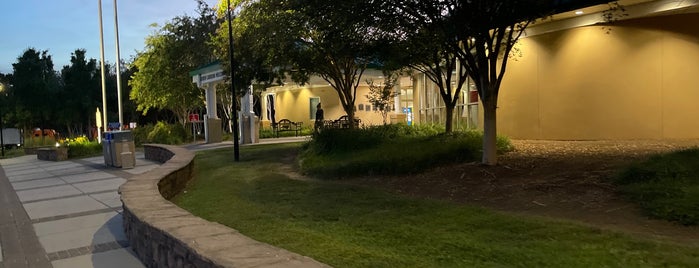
[455,0,613,165]
[11,48,61,130]
[0,73,13,128]
[366,72,399,125]
[230,0,384,128]
[380,1,469,133]
[129,0,219,125]
[385,0,612,165]
[211,1,273,133]
[60,49,99,136]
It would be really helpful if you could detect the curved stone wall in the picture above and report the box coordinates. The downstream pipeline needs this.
[119,144,327,268]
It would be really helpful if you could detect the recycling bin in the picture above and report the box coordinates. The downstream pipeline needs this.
[102,130,135,168]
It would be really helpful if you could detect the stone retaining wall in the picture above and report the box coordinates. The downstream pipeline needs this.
[36,147,68,161]
[120,144,328,268]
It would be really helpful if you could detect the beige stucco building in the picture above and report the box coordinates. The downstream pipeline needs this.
[262,0,699,140]
[498,12,699,140]
[259,73,414,129]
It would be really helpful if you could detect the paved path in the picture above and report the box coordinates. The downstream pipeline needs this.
[0,153,160,268]
[184,135,310,151]
[0,136,309,268]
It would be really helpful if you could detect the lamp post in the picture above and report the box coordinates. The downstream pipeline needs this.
[227,0,240,161]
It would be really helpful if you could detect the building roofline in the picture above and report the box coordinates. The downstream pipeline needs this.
[189,61,222,77]
[526,0,699,37]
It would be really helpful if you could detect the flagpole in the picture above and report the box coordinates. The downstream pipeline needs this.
[98,0,108,139]
[113,0,124,130]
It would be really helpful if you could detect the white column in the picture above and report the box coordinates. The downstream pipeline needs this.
[394,84,401,113]
[243,85,254,115]
[261,94,268,121]
[205,84,218,119]
[239,85,258,144]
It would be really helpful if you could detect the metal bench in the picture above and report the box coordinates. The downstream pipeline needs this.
[272,119,302,137]
[329,115,360,129]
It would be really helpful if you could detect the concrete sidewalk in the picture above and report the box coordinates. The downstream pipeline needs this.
[184,135,311,151]
[0,153,160,268]
[0,136,309,268]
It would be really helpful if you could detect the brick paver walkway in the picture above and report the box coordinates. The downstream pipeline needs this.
[0,153,159,268]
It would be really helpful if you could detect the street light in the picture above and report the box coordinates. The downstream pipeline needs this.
[227,0,240,161]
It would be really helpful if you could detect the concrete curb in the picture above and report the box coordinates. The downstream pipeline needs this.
[119,144,328,268]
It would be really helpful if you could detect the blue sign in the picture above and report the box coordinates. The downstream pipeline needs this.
[108,122,121,130]
[402,107,413,126]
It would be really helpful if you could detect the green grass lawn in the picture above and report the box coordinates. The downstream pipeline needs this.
[174,143,699,267]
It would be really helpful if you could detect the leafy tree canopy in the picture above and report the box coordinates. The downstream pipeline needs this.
[228,0,388,126]
[59,49,100,136]
[129,0,219,125]
[11,48,61,129]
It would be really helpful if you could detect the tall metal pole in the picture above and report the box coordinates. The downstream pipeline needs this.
[0,82,4,157]
[113,0,124,130]
[98,0,108,137]
[0,102,4,157]
[227,0,240,161]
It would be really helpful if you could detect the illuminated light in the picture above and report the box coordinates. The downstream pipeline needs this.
[575,10,584,15]
[55,142,61,148]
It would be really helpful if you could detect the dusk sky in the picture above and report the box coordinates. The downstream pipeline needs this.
[0,0,217,74]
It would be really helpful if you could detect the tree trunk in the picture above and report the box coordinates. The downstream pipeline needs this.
[348,108,356,129]
[228,116,233,133]
[482,100,498,165]
[66,124,74,138]
[445,105,454,133]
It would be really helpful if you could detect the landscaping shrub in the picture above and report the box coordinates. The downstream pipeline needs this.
[300,124,513,179]
[0,147,25,159]
[67,142,102,158]
[169,123,189,142]
[616,148,699,225]
[25,135,58,148]
[61,136,102,158]
[132,124,154,146]
[146,122,187,145]
[261,126,314,139]
[307,123,444,154]
[259,128,276,139]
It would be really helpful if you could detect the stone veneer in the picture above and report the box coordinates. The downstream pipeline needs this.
[36,147,68,161]
[119,144,328,268]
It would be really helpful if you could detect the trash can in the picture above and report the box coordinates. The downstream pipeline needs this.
[102,130,135,168]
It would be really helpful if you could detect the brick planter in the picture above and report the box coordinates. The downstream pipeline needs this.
[120,144,328,268]
[36,147,68,161]
[24,147,51,155]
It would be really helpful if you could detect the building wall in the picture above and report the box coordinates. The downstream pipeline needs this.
[267,84,386,127]
[498,13,699,140]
